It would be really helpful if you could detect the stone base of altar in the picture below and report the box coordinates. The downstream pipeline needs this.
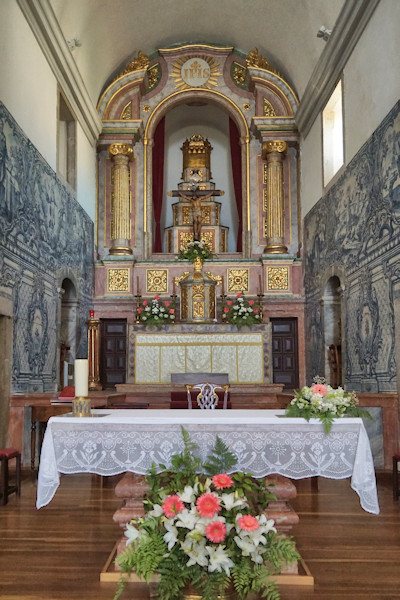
[109,473,306,581]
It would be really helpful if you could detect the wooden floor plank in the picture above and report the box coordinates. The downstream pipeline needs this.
[0,471,399,599]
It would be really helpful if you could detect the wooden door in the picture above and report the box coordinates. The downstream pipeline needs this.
[100,320,127,389]
[271,318,299,389]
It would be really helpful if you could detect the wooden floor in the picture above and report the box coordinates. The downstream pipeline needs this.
[0,471,399,599]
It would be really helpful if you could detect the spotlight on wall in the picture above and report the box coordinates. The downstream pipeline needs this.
[67,37,82,52]
[317,26,332,42]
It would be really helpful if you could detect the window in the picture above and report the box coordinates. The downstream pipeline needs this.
[322,80,344,186]
[57,93,76,189]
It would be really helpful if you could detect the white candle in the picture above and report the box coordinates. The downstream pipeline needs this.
[74,359,89,397]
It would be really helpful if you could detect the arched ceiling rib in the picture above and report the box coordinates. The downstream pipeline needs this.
[49,0,345,104]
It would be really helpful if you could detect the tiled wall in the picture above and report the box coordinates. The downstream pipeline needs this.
[304,100,400,393]
[0,102,94,392]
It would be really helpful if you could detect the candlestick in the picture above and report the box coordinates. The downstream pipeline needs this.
[74,359,89,397]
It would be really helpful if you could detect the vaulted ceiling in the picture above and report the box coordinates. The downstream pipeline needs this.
[49,0,345,105]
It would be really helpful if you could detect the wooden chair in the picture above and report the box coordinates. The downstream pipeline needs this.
[186,382,229,409]
[0,448,21,506]
[393,453,400,500]
[170,373,230,410]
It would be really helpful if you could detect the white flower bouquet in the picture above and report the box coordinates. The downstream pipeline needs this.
[222,293,262,327]
[115,429,299,600]
[137,295,175,327]
[178,240,213,262]
[285,377,372,433]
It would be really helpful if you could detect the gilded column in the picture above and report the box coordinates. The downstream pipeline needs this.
[87,312,102,391]
[108,143,134,255]
[262,140,288,254]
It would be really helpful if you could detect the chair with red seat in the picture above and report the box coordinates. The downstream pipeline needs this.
[393,453,400,500]
[0,448,21,505]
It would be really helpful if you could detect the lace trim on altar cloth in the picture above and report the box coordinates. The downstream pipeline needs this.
[36,420,379,515]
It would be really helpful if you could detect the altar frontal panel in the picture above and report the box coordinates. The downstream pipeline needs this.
[134,333,264,383]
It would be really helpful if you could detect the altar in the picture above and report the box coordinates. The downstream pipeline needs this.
[126,323,271,384]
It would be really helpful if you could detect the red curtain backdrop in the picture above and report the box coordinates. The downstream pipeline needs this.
[152,116,165,252]
[229,118,243,252]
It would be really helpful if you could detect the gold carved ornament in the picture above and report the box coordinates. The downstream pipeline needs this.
[175,273,189,286]
[221,229,227,253]
[182,206,192,225]
[267,267,289,291]
[262,140,287,156]
[228,269,249,292]
[170,55,221,91]
[147,270,168,293]
[263,98,276,117]
[201,206,211,224]
[113,51,149,81]
[263,164,268,185]
[193,301,205,318]
[108,143,134,159]
[205,273,222,286]
[192,284,205,299]
[121,101,132,120]
[263,217,268,238]
[232,63,247,86]
[263,188,268,212]
[107,268,130,292]
[246,48,282,78]
[147,64,160,90]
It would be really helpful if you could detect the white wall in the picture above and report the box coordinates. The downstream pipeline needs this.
[163,104,237,252]
[301,0,400,219]
[77,124,96,221]
[0,0,97,220]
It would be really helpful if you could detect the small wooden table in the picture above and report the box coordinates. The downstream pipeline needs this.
[31,404,73,471]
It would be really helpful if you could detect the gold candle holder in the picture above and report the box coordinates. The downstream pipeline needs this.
[73,396,92,417]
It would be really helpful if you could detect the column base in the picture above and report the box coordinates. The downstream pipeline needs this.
[109,246,133,255]
[263,243,288,254]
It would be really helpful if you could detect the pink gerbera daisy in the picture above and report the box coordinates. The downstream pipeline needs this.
[162,495,184,518]
[311,384,327,396]
[206,520,226,543]
[196,493,221,518]
[212,473,234,490]
[237,515,259,532]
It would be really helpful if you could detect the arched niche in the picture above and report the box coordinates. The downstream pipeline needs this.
[323,275,343,386]
[59,278,78,389]
[143,88,251,258]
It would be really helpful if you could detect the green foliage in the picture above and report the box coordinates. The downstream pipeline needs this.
[202,435,238,475]
[178,240,213,261]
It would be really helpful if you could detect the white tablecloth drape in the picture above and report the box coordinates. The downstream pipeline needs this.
[36,409,379,514]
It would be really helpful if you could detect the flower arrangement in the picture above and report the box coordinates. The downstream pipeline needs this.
[178,240,213,262]
[285,377,372,433]
[222,293,262,327]
[115,429,299,600]
[137,295,175,327]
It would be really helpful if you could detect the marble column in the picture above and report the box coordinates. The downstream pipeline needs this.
[108,143,134,255]
[262,140,288,254]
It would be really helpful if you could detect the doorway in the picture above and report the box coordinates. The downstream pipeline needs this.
[100,319,127,389]
[271,318,299,390]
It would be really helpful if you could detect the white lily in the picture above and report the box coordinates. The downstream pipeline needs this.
[206,545,234,576]
[220,493,248,511]
[175,508,198,530]
[148,503,163,517]
[125,522,141,546]
[234,535,255,555]
[163,521,178,550]
[185,540,209,568]
[179,484,197,503]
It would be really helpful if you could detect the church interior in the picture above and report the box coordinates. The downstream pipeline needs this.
[1,1,400,598]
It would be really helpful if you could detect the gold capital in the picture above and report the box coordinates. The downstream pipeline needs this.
[108,143,134,159]
[262,140,287,158]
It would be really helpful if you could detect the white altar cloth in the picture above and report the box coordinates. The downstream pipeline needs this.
[36,409,379,514]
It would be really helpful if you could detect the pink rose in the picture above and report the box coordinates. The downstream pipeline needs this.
[164,301,170,307]
[142,300,148,306]
[223,307,229,313]
[169,308,175,314]
[137,308,142,314]
[237,293,242,298]
[254,308,259,313]
[249,300,254,306]
[154,295,160,300]
[227,300,232,306]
